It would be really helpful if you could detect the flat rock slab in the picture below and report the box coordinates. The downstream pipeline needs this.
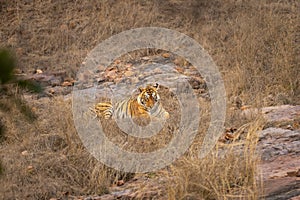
[263,176,300,200]
[262,105,300,123]
[258,127,300,161]
[257,105,300,200]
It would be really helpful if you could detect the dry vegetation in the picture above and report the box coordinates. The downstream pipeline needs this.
[0,0,299,199]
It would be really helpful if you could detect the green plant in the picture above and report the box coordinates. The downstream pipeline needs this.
[0,49,42,121]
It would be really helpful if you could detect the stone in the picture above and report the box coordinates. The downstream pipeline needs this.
[256,105,300,199]
[162,53,171,58]
[258,128,300,161]
[262,105,300,123]
[21,150,28,156]
[124,70,134,77]
[35,69,43,74]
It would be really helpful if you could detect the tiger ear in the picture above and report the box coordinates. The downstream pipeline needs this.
[154,83,159,89]
[138,87,144,93]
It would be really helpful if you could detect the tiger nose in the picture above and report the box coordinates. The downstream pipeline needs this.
[147,99,155,108]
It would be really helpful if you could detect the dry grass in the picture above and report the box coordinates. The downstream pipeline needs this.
[1,0,298,105]
[0,0,299,199]
[166,118,264,200]
[0,97,110,199]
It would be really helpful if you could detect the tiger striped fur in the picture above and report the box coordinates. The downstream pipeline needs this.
[94,83,169,122]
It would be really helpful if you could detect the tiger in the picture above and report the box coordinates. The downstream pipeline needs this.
[93,83,169,125]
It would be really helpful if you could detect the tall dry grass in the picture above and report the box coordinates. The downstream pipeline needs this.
[166,118,264,200]
[0,97,111,199]
[1,0,298,106]
[0,0,298,102]
[0,0,298,199]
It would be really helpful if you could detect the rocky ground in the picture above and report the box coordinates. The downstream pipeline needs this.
[258,105,300,200]
[17,54,300,200]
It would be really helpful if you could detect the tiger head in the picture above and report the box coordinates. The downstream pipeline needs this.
[137,83,160,111]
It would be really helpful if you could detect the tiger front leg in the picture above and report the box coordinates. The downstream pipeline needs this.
[94,102,113,119]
